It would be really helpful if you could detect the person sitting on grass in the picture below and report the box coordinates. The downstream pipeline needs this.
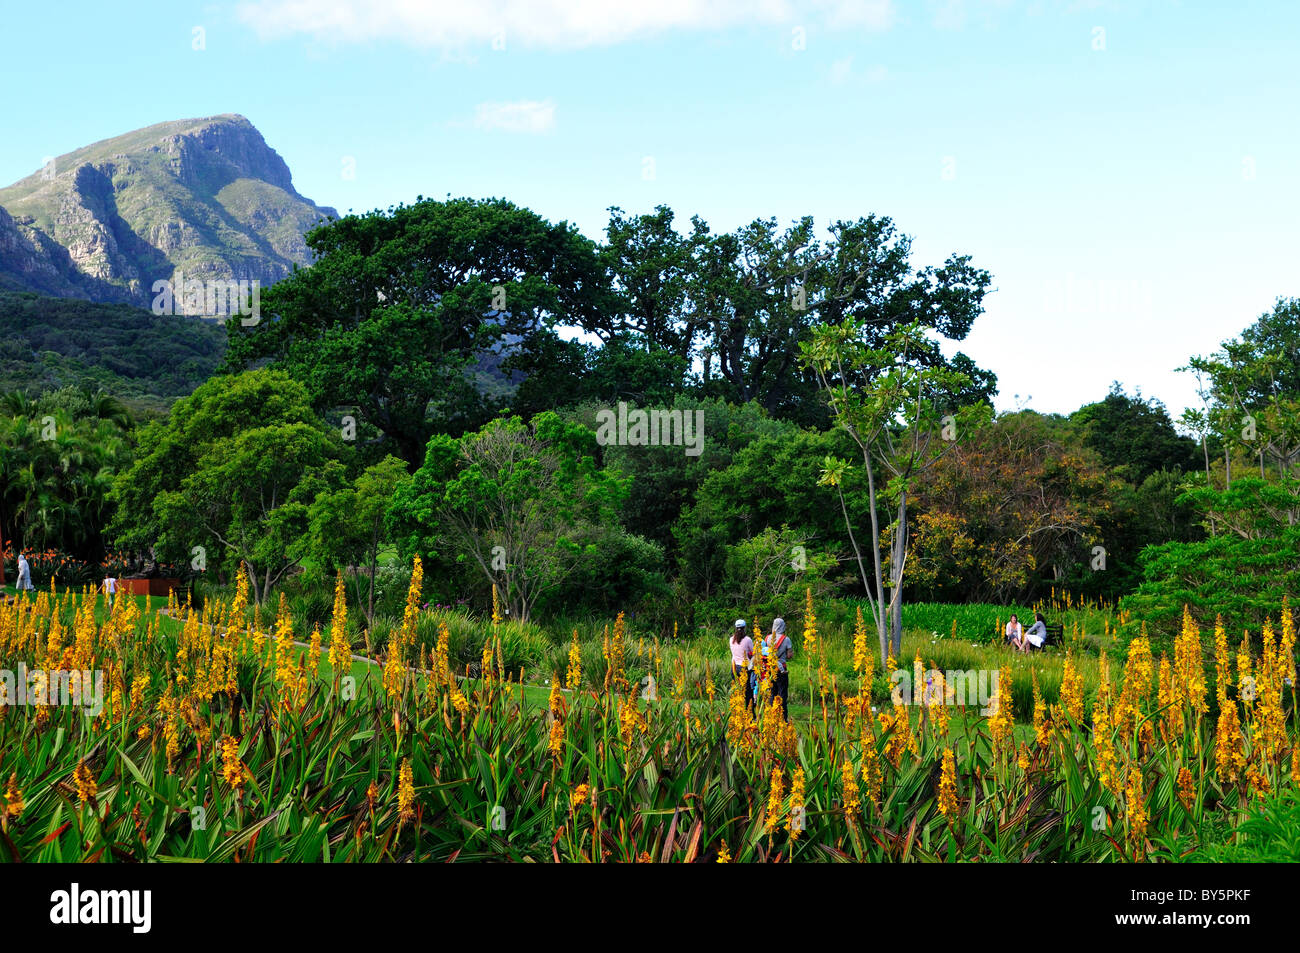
[1004,614,1025,650]
[1023,612,1049,651]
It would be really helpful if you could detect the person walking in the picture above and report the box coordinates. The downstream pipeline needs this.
[102,573,118,608]
[729,619,755,712]
[767,617,794,721]
[16,551,34,592]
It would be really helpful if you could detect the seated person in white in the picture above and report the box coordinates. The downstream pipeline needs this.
[1004,615,1025,649]
[1023,613,1049,650]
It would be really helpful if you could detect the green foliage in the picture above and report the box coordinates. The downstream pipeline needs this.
[388,411,636,621]
[1070,383,1199,483]
[720,526,838,620]
[0,387,136,560]
[223,196,610,465]
[1123,477,1300,634]
[107,369,345,602]
[1184,794,1300,861]
[0,291,224,412]
[305,454,409,620]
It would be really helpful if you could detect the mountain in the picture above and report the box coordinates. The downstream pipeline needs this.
[0,115,336,312]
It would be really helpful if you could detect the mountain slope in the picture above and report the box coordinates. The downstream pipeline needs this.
[0,115,336,312]
[0,290,226,412]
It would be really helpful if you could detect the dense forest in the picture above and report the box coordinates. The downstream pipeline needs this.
[0,291,226,411]
[3,197,1297,653]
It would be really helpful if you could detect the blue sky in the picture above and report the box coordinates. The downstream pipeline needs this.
[3,0,1297,419]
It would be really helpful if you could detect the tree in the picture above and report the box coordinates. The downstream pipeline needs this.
[690,213,995,426]
[305,454,409,622]
[906,411,1117,603]
[1180,298,1300,488]
[0,389,134,562]
[508,331,688,419]
[671,425,868,601]
[388,412,629,621]
[1123,477,1300,635]
[1071,383,1198,483]
[108,370,343,603]
[222,197,611,466]
[802,319,986,663]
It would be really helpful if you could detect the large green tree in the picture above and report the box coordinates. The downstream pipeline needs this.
[222,197,611,466]
[108,370,343,603]
[305,454,409,621]
[1124,477,1300,634]
[1071,383,1198,483]
[388,412,631,621]
[1181,298,1300,487]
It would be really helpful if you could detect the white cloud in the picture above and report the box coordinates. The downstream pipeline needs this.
[818,0,895,29]
[829,55,853,84]
[929,0,1019,29]
[472,99,556,133]
[235,0,897,50]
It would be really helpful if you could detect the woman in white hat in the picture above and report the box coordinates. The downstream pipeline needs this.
[728,619,755,711]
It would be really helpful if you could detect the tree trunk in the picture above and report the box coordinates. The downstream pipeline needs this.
[863,455,888,665]
[889,488,907,661]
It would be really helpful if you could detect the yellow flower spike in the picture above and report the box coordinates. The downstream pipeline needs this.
[570,783,590,810]
[802,588,817,653]
[3,773,24,819]
[397,759,416,822]
[1176,766,1195,813]
[328,571,350,683]
[1031,671,1050,748]
[938,748,958,822]
[1124,766,1149,858]
[308,626,323,676]
[840,760,860,819]
[786,767,806,840]
[765,769,785,835]
[1060,653,1084,724]
[401,558,423,648]
[565,630,582,690]
[220,735,250,791]
[73,762,96,805]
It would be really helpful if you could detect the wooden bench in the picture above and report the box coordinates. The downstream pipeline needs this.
[1044,622,1064,647]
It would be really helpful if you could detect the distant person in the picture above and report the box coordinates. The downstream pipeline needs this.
[103,573,117,606]
[729,619,755,711]
[767,617,794,721]
[1004,614,1024,650]
[16,551,34,591]
[1023,612,1049,651]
